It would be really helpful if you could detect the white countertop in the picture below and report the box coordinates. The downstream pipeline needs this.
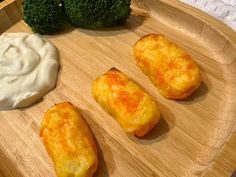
[180,0,236,31]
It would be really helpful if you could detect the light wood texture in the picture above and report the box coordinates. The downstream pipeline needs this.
[0,0,22,34]
[0,0,236,177]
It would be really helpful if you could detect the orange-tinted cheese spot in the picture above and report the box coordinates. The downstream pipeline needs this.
[115,90,143,115]
[156,71,166,86]
[168,60,178,70]
[107,70,126,88]
[187,63,195,70]
[142,60,150,69]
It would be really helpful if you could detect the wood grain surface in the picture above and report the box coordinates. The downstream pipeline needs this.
[0,0,236,177]
[0,0,22,34]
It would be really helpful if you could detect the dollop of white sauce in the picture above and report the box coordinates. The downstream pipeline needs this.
[0,33,59,110]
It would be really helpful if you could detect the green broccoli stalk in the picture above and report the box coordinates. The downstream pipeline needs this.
[23,0,66,34]
[63,0,131,29]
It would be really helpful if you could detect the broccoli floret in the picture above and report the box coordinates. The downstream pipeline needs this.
[63,0,131,29]
[23,0,66,34]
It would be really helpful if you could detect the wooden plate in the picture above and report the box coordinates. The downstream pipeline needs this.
[0,0,236,176]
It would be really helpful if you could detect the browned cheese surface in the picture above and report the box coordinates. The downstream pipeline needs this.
[134,34,201,99]
[40,102,98,177]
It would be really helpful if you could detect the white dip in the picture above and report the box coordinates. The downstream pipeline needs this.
[0,33,59,110]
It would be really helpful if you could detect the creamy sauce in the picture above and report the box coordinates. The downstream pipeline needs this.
[0,33,59,110]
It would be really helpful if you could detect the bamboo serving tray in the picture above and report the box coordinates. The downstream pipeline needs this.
[0,0,236,176]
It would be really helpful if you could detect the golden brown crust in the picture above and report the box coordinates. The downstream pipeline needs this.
[134,34,201,99]
[92,68,160,137]
[40,102,98,177]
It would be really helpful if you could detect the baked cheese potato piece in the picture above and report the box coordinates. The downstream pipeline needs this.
[92,68,160,137]
[134,34,201,99]
[40,102,98,177]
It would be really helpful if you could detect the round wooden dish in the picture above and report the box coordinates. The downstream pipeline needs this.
[0,0,236,176]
